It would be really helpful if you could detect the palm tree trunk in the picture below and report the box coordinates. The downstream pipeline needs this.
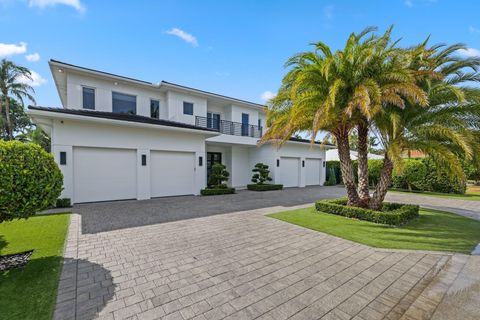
[369,155,393,210]
[4,96,12,140]
[335,131,361,206]
[356,123,370,207]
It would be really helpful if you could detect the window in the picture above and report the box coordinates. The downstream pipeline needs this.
[183,102,194,115]
[150,99,160,119]
[241,113,249,136]
[258,118,262,128]
[207,112,220,130]
[112,92,136,115]
[82,87,95,110]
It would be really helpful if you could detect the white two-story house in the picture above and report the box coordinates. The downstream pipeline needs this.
[28,60,332,204]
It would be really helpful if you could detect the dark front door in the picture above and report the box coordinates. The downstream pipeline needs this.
[241,113,249,136]
[207,152,222,185]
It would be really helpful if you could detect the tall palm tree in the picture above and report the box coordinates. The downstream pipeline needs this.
[261,27,427,207]
[370,43,480,209]
[0,59,36,140]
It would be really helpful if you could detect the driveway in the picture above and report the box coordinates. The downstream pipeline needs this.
[73,186,345,234]
[55,207,476,320]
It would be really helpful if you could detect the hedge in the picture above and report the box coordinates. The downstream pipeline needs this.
[200,187,236,196]
[56,198,71,208]
[315,198,419,226]
[247,184,283,191]
[0,140,63,222]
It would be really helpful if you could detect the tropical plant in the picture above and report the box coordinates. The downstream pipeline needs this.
[251,163,273,185]
[207,163,230,188]
[371,42,480,208]
[261,26,428,208]
[324,167,337,186]
[0,140,63,222]
[0,59,35,140]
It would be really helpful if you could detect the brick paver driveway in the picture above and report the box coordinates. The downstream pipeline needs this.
[55,205,474,320]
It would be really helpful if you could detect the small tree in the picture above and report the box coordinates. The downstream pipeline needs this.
[325,167,337,186]
[0,141,63,222]
[208,163,229,188]
[251,163,272,185]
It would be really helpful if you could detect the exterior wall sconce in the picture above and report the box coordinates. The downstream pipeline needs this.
[199,156,203,166]
[141,154,147,166]
[276,159,280,167]
[60,151,67,165]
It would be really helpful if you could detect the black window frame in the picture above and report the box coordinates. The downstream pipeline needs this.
[112,91,137,115]
[183,101,194,115]
[82,86,95,110]
[150,99,160,119]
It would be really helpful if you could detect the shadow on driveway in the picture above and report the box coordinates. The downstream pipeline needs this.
[74,186,346,234]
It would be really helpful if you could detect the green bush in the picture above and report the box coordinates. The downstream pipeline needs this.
[56,198,71,208]
[200,187,236,196]
[324,167,337,186]
[247,184,283,191]
[251,163,273,185]
[392,159,426,191]
[0,141,63,222]
[326,161,341,184]
[315,198,419,226]
[208,163,230,188]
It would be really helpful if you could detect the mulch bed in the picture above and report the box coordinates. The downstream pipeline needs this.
[0,250,33,272]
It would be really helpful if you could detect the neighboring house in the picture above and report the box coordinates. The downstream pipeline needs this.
[28,60,334,204]
[326,149,384,161]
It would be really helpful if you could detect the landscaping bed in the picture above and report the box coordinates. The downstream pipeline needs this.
[315,198,419,226]
[247,184,283,191]
[200,187,236,196]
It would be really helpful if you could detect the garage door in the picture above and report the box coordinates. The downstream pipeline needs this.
[306,158,322,185]
[151,151,195,197]
[280,157,300,187]
[73,147,137,203]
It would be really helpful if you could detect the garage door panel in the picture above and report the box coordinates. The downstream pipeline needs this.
[306,158,321,186]
[151,151,195,197]
[73,147,137,203]
[280,157,300,187]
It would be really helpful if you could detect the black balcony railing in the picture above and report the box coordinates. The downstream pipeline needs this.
[196,116,262,138]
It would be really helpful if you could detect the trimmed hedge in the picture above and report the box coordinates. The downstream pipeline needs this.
[0,141,63,222]
[247,184,283,191]
[200,187,236,196]
[56,198,71,208]
[315,198,419,226]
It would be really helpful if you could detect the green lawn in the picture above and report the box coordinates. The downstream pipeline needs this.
[0,214,70,320]
[269,207,480,254]
[389,189,480,201]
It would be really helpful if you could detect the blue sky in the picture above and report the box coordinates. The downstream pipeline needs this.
[1,0,480,107]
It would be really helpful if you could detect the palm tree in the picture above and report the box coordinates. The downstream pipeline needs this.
[0,59,36,140]
[261,27,427,207]
[370,43,480,209]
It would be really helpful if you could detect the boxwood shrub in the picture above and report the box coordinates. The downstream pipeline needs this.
[200,187,236,196]
[315,198,419,226]
[56,198,71,208]
[247,184,283,191]
[0,141,63,222]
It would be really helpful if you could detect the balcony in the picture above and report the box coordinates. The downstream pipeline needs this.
[195,116,262,138]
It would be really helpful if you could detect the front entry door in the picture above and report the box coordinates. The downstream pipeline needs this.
[207,152,222,185]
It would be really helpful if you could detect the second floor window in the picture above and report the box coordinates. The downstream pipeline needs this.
[150,99,160,119]
[183,102,194,115]
[112,92,136,115]
[82,87,95,110]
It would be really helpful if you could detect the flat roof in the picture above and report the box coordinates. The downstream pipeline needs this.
[28,106,217,133]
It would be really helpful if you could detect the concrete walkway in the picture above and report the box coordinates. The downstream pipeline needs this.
[54,205,477,320]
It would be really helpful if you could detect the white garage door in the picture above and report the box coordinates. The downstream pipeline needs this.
[306,158,322,186]
[151,151,195,197]
[280,157,300,187]
[73,147,137,203]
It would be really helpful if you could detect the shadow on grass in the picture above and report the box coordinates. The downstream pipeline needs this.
[0,234,7,252]
[0,256,115,320]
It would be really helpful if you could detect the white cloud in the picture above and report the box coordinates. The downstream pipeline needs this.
[165,28,198,47]
[469,26,480,34]
[28,0,85,13]
[323,5,334,20]
[458,48,480,57]
[0,42,27,57]
[260,91,276,102]
[404,0,413,7]
[18,70,47,87]
[25,52,40,62]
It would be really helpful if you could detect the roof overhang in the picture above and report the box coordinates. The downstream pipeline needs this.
[28,107,220,137]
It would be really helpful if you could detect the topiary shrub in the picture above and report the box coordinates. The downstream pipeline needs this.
[200,187,235,196]
[0,141,63,222]
[207,163,230,188]
[326,161,341,184]
[324,167,337,186]
[247,184,283,191]
[251,163,273,185]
